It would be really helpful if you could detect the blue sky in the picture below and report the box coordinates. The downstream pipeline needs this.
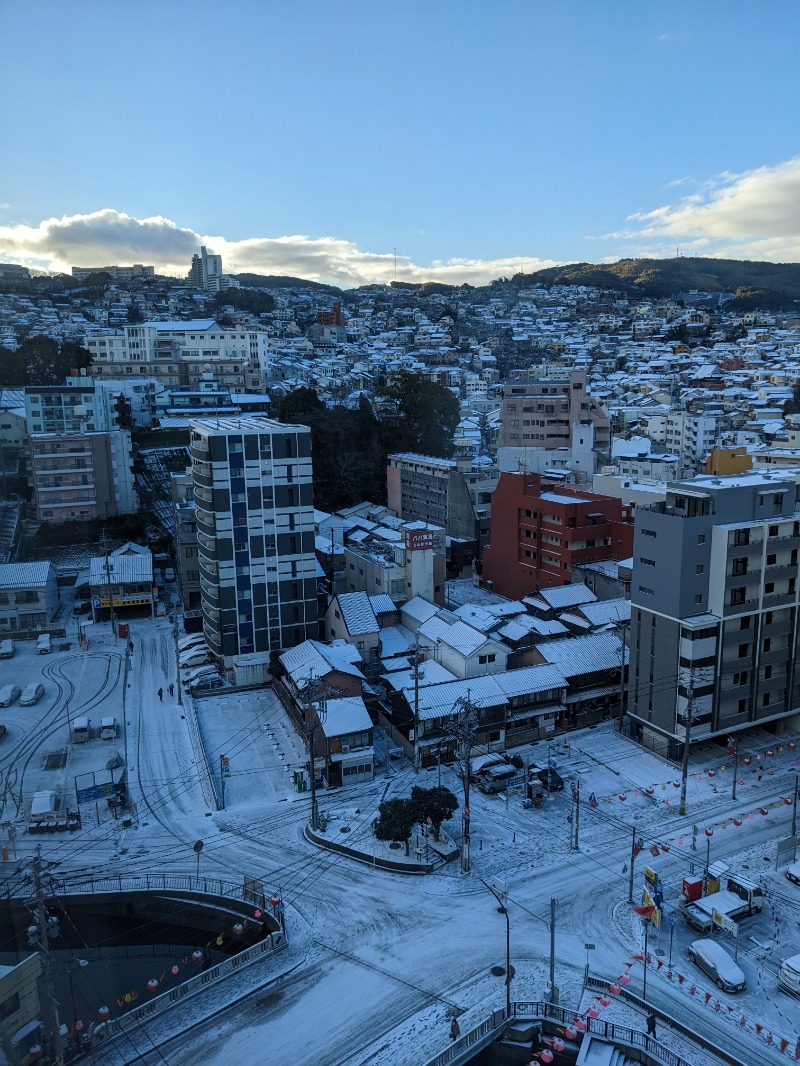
[1,0,799,285]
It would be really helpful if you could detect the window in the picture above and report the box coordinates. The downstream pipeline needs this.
[695,564,704,575]
[738,643,749,658]
[732,558,748,576]
[697,534,706,544]
[738,698,747,714]
[764,665,773,680]
[638,586,654,596]
[640,557,656,567]
[765,611,773,624]
[730,588,746,605]
[734,529,750,546]
[733,671,748,686]
[762,692,771,706]
[764,582,774,594]
[763,638,771,652]
[766,554,777,565]
[740,616,751,630]
[694,594,703,604]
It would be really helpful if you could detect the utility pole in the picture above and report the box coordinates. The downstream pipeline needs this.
[627,823,641,904]
[679,677,694,817]
[100,528,117,645]
[572,779,580,850]
[32,849,64,1066]
[728,734,739,801]
[792,771,798,861]
[548,897,558,1004]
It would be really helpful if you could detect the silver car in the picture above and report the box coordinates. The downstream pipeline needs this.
[20,682,46,706]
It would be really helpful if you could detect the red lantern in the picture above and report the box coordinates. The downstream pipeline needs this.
[75,1020,84,1032]
[609,984,621,995]
[739,1016,746,1028]
[619,973,631,986]
[551,1037,565,1052]
[707,770,715,778]
[783,796,792,805]
[743,756,752,765]
[269,896,280,907]
[766,750,774,758]
[689,985,696,996]
[254,908,262,918]
[705,828,713,837]
[587,1006,599,1018]
[98,1006,110,1021]
[147,979,159,993]
[619,794,627,801]
[704,992,711,1004]
[171,965,179,976]
[714,1001,721,1012]
[192,950,203,962]
[672,780,680,788]
[645,787,654,795]
[666,970,673,980]
[598,996,610,1007]
[233,923,244,936]
[574,1018,587,1032]
[564,1025,578,1040]
[758,808,768,816]
[788,742,797,751]
[540,1052,554,1064]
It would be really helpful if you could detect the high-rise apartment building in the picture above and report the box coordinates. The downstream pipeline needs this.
[190,417,318,664]
[629,471,800,756]
[497,370,610,453]
[187,245,225,293]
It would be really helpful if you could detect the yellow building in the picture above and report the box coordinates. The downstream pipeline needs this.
[705,446,752,476]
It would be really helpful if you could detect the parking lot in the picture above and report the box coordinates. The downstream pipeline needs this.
[0,626,128,831]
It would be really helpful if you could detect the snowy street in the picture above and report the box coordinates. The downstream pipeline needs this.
[6,615,799,1066]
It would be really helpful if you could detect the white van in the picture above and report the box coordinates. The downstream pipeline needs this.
[179,647,211,669]
[71,716,91,743]
[178,633,206,654]
[36,633,52,654]
[778,953,800,996]
[100,716,117,740]
[687,939,746,993]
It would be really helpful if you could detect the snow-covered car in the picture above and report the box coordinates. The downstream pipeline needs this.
[787,861,800,886]
[687,939,746,993]
[20,683,45,706]
[0,685,21,707]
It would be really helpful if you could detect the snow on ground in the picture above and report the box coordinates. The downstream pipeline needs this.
[5,610,800,1066]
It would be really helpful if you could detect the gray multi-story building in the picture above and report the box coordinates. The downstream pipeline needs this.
[190,416,318,664]
[629,471,800,756]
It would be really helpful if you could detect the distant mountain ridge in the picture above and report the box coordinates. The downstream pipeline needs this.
[513,257,800,310]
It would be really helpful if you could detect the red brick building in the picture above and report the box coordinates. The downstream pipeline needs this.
[482,473,634,599]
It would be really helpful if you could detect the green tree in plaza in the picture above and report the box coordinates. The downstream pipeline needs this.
[409,785,458,842]
[373,797,417,855]
[380,370,460,457]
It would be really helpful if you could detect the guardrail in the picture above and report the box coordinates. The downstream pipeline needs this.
[182,692,222,810]
[92,928,287,1048]
[422,999,750,1066]
[3,873,268,904]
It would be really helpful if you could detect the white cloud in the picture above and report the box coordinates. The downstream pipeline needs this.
[0,209,561,287]
[620,157,800,261]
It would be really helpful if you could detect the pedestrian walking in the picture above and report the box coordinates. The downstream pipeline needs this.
[449,1016,460,1041]
[646,1013,657,1037]
[157,687,163,702]
[168,683,174,697]
[757,765,763,781]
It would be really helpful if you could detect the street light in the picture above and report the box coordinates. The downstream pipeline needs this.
[483,880,512,1019]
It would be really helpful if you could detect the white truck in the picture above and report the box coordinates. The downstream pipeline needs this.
[681,873,764,934]
[100,716,117,740]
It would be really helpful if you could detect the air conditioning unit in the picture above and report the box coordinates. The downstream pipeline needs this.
[341,744,350,753]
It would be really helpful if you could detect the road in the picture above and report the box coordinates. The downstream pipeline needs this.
[35,620,799,1066]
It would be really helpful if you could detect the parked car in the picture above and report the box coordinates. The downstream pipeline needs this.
[189,676,225,695]
[20,683,45,706]
[0,639,15,658]
[533,765,564,791]
[36,634,52,654]
[787,861,800,886]
[0,685,21,707]
[164,567,176,582]
[687,938,746,993]
[73,601,91,616]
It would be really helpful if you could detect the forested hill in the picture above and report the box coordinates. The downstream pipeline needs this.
[513,257,800,310]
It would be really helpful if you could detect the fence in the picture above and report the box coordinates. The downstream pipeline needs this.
[182,692,221,810]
